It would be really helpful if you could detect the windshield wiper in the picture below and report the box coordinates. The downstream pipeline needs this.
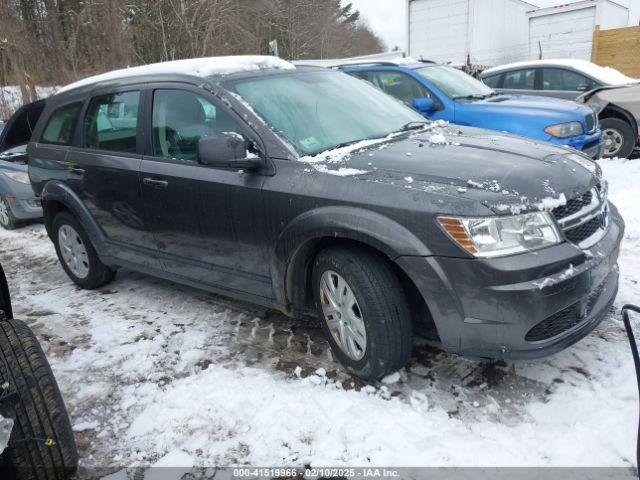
[452,94,488,100]
[399,121,429,132]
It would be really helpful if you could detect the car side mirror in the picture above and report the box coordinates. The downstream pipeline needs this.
[413,97,435,114]
[197,133,262,170]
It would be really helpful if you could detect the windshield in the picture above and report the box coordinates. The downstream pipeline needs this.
[230,70,426,155]
[416,65,494,100]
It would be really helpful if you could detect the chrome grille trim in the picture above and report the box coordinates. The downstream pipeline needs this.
[552,187,609,249]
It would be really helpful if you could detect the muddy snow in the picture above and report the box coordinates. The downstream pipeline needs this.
[0,158,638,476]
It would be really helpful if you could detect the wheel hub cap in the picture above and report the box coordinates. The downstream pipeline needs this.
[58,225,90,279]
[603,128,624,157]
[320,270,367,360]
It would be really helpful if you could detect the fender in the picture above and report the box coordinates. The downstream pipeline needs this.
[40,180,107,253]
[271,206,432,309]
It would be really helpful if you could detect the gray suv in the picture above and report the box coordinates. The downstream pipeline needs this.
[28,57,623,380]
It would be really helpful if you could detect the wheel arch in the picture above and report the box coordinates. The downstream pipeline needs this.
[272,207,438,338]
[600,104,638,138]
[40,180,106,251]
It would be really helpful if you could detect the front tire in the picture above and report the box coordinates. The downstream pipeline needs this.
[601,117,636,159]
[52,211,116,289]
[312,246,413,380]
[0,198,17,230]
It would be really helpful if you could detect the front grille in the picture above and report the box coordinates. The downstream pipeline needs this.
[585,112,596,133]
[553,190,593,220]
[564,217,601,243]
[525,282,605,342]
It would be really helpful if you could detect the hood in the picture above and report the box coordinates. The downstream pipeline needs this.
[465,94,590,119]
[579,84,640,117]
[455,94,595,141]
[0,144,28,166]
[304,125,600,215]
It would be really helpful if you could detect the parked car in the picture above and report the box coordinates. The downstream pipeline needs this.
[0,100,45,229]
[480,59,639,100]
[481,59,639,158]
[0,261,78,479]
[28,56,623,380]
[577,84,640,160]
[340,60,603,159]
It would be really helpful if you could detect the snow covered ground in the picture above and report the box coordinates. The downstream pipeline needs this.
[0,158,639,477]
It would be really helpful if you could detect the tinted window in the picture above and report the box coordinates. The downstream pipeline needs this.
[482,74,501,88]
[542,68,592,91]
[152,89,242,163]
[416,66,493,99]
[84,91,140,153]
[41,103,82,145]
[367,71,432,106]
[502,69,535,89]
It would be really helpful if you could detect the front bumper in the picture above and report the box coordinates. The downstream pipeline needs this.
[397,203,624,360]
[8,196,42,220]
[549,129,603,159]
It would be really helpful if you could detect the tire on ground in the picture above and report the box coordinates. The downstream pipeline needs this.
[0,198,18,230]
[312,246,413,380]
[601,117,636,159]
[52,211,116,289]
[0,319,78,480]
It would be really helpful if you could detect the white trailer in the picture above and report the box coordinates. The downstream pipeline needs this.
[407,0,630,68]
[528,0,630,61]
[407,0,535,66]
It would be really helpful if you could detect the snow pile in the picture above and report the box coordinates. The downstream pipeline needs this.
[428,133,447,145]
[57,56,295,94]
[537,193,567,211]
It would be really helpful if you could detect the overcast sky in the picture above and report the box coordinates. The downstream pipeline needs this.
[348,0,640,52]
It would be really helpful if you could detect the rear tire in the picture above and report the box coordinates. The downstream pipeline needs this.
[0,198,17,230]
[52,211,115,289]
[0,319,78,479]
[312,246,413,381]
[601,117,636,159]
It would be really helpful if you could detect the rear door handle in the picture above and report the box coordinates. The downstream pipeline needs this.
[143,177,169,188]
[69,167,85,176]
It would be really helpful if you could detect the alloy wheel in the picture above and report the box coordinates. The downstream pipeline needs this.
[319,270,367,360]
[58,224,90,279]
[0,200,10,227]
[603,128,624,157]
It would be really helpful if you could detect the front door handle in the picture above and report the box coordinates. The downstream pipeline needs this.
[69,167,85,176]
[143,177,169,188]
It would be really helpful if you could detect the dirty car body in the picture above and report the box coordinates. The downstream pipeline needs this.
[28,63,622,372]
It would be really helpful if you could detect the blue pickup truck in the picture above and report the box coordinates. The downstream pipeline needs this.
[341,61,602,159]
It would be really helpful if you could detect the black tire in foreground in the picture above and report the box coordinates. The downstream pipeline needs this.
[601,117,636,159]
[52,211,116,290]
[0,319,78,480]
[312,246,413,380]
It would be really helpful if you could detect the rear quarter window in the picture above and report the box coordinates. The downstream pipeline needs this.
[40,103,82,146]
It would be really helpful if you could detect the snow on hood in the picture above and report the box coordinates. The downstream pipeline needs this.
[57,56,295,94]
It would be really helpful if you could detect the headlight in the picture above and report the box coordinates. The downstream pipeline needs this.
[438,212,561,257]
[3,171,30,184]
[544,121,583,138]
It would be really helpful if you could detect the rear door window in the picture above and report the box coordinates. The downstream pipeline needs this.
[40,103,82,145]
[83,91,140,153]
[502,69,535,89]
[542,68,592,91]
